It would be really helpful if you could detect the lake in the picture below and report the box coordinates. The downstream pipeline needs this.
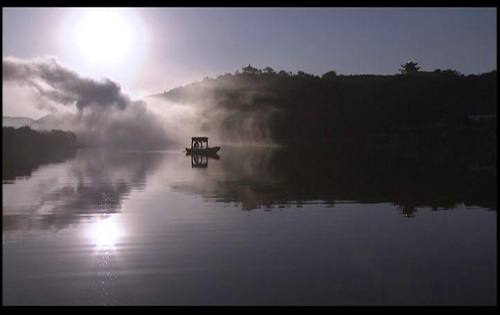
[2,146,497,305]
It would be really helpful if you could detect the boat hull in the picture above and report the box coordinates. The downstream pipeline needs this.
[185,146,221,155]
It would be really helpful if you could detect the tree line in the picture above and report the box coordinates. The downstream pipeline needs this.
[160,62,496,146]
[3,127,79,179]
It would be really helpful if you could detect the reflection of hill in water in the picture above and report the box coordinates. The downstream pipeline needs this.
[3,149,164,232]
[3,148,76,181]
[171,144,497,213]
[3,140,496,233]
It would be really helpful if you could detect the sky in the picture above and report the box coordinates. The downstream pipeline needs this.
[2,7,497,118]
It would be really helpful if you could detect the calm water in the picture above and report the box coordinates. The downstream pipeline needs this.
[2,147,497,305]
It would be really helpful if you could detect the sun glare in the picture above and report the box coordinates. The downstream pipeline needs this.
[74,10,135,66]
[60,8,148,82]
[87,216,124,250]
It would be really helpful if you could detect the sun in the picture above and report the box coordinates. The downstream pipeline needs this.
[60,8,148,87]
[59,8,148,93]
[73,9,136,66]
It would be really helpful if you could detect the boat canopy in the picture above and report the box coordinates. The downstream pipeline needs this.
[191,137,209,149]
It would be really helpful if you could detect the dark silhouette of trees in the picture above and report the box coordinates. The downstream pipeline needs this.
[399,60,421,74]
[3,126,78,149]
[263,66,275,74]
[3,127,78,157]
[242,64,260,75]
[160,64,496,153]
[3,127,79,180]
[321,70,338,80]
[440,69,463,76]
[295,71,318,80]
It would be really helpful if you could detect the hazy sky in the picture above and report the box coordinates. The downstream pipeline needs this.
[3,7,497,100]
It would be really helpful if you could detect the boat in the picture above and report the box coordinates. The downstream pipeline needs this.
[186,147,221,155]
[185,137,221,155]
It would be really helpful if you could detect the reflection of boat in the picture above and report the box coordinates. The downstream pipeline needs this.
[185,137,221,155]
[190,154,208,168]
[188,152,220,168]
[186,152,220,159]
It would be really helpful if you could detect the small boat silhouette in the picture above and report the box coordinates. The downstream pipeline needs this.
[185,137,220,155]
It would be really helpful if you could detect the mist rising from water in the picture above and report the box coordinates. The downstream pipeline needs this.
[3,56,277,148]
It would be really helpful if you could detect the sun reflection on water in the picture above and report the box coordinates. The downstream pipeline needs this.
[87,216,124,251]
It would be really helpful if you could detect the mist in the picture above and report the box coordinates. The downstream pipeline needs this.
[154,75,280,146]
[3,56,278,149]
[2,57,183,148]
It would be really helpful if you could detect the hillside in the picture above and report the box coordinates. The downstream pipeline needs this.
[154,66,497,145]
[2,114,74,131]
[2,126,79,180]
[2,116,35,129]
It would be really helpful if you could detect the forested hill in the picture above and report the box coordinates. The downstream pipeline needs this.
[154,65,496,145]
[2,127,79,180]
